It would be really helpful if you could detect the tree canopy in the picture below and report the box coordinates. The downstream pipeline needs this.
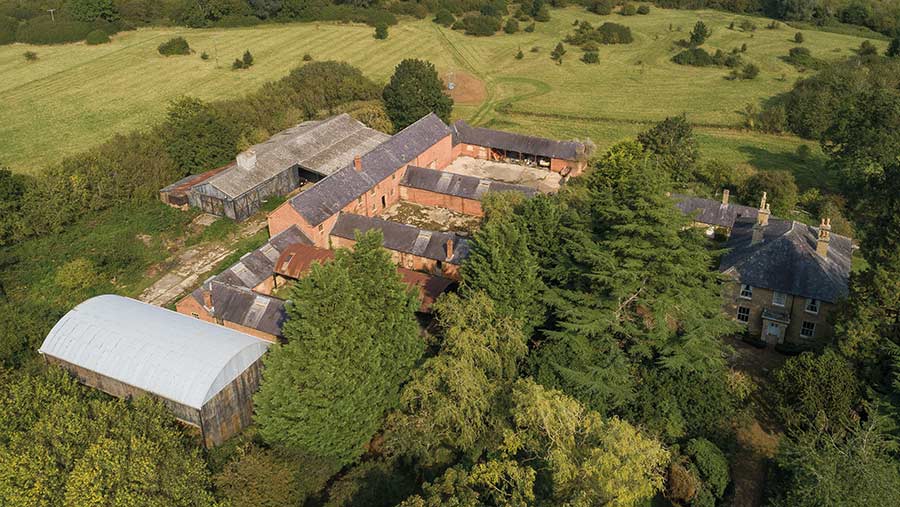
[382,59,453,130]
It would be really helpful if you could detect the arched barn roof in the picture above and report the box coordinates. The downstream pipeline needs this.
[39,295,270,410]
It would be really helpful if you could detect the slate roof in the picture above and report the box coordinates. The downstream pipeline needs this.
[330,213,470,264]
[209,282,286,338]
[289,113,453,226]
[200,114,387,199]
[673,194,759,229]
[719,218,853,303]
[210,226,311,289]
[402,165,538,200]
[452,120,584,161]
[39,295,269,410]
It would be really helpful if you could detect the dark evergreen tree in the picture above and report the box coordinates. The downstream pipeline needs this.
[636,115,700,183]
[382,59,453,130]
[254,231,423,466]
[689,20,711,46]
[888,37,900,58]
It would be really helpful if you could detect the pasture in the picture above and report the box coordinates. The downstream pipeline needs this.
[0,6,880,179]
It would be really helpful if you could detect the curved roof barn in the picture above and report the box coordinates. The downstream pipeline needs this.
[39,295,269,410]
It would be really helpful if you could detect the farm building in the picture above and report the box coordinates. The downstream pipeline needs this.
[400,165,536,216]
[38,295,269,447]
[188,114,388,221]
[329,213,469,280]
[451,120,590,176]
[673,190,759,237]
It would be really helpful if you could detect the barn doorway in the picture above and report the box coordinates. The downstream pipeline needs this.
[381,195,387,208]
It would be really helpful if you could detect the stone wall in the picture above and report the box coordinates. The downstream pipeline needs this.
[722,280,835,346]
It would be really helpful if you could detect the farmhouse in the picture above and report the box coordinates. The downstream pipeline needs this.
[187,114,388,221]
[673,189,759,237]
[38,295,269,447]
[719,194,852,346]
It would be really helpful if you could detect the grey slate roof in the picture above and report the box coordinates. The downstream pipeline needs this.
[39,295,269,410]
[210,282,286,338]
[330,213,470,264]
[200,114,388,199]
[289,113,453,226]
[673,194,759,229]
[452,120,584,160]
[719,218,853,303]
[210,226,311,289]
[402,165,537,200]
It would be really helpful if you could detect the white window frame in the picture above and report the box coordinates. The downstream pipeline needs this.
[740,284,753,300]
[736,306,750,323]
[805,298,819,314]
[772,291,786,307]
[800,321,816,338]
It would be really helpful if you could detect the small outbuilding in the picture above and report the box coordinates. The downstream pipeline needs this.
[39,295,270,447]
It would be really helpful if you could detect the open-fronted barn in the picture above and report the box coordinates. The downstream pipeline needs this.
[38,295,270,447]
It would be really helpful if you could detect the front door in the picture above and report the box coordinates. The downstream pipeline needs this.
[765,321,783,344]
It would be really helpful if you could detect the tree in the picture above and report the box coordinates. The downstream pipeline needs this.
[214,446,305,507]
[689,20,711,46]
[158,36,191,56]
[374,23,388,39]
[582,51,599,63]
[382,59,453,130]
[461,216,545,335]
[550,41,566,61]
[162,97,239,175]
[637,115,700,183]
[242,50,254,67]
[770,424,900,506]
[433,9,454,26]
[504,18,519,34]
[858,40,878,56]
[794,31,804,43]
[888,37,900,57]
[685,438,730,501]
[0,168,26,246]
[253,231,423,466]
[68,0,118,22]
[384,292,527,465]
[772,350,860,432]
[742,170,798,216]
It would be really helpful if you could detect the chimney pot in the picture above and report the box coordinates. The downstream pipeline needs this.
[722,189,730,206]
[354,155,362,172]
[445,239,454,260]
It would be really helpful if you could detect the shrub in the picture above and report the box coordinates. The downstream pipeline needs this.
[530,46,540,52]
[582,51,599,63]
[741,63,759,79]
[785,46,825,70]
[84,29,110,45]
[23,51,38,62]
[551,42,566,61]
[242,50,254,67]
[533,4,551,21]
[582,41,599,51]
[504,18,519,34]
[461,15,502,36]
[739,19,756,32]
[374,23,388,39]
[0,15,18,45]
[200,51,209,60]
[525,22,535,32]
[516,49,524,59]
[588,0,613,15]
[794,31,804,43]
[637,4,650,14]
[686,438,730,500]
[232,58,244,70]
[772,350,859,431]
[302,53,313,61]
[672,47,714,66]
[741,42,747,52]
[158,36,190,56]
[621,3,637,15]
[433,9,454,26]
[566,21,633,45]
[743,170,798,215]
[858,40,877,56]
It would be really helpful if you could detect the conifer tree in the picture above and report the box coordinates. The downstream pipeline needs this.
[382,59,453,130]
[254,231,422,466]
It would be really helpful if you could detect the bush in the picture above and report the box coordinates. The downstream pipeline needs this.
[374,23,388,39]
[0,15,18,45]
[621,3,637,15]
[690,20,711,46]
[582,51,599,63]
[242,50,253,67]
[516,49,524,59]
[461,14,502,36]
[772,350,859,431]
[158,36,190,56]
[551,42,566,61]
[794,31,804,43]
[739,19,756,31]
[84,29,110,45]
[433,9,454,26]
[525,22,535,32]
[784,46,825,70]
[672,47,714,66]
[565,21,633,46]
[741,42,747,52]
[743,170,798,215]
[858,40,877,56]
[232,58,244,70]
[637,4,650,14]
[200,51,209,60]
[504,18,519,34]
[582,41,599,51]
[303,53,313,61]
[741,63,759,79]
[23,51,38,62]
[15,16,95,44]
[686,438,730,500]
[588,0,613,15]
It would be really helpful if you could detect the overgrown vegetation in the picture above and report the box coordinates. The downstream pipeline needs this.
[565,20,634,46]
[158,36,191,56]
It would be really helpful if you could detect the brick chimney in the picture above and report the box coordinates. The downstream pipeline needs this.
[202,288,213,309]
[445,239,454,260]
[816,218,831,258]
[721,189,730,206]
[751,192,771,245]
[354,155,362,172]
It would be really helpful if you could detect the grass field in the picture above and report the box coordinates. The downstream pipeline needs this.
[0,7,880,181]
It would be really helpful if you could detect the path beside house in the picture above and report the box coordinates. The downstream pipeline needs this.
[139,215,267,307]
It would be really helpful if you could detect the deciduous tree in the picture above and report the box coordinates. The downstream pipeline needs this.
[382,59,453,130]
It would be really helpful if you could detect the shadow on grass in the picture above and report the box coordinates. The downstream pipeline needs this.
[736,145,836,191]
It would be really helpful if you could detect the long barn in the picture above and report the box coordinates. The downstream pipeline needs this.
[38,295,270,447]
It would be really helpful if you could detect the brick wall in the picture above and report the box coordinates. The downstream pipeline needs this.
[176,295,214,324]
[723,280,835,346]
[330,235,460,280]
[399,186,484,216]
[221,320,278,343]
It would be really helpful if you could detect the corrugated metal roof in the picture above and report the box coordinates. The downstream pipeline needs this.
[39,295,270,410]
[199,114,388,199]
[452,120,584,160]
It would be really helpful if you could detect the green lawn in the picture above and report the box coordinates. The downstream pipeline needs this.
[0,7,879,179]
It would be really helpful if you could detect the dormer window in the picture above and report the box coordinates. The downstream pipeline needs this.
[805,298,819,314]
[740,284,753,300]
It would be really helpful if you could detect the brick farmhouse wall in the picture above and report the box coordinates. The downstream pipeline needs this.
[399,186,484,217]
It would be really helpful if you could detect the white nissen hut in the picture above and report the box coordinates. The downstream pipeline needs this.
[39,295,269,447]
